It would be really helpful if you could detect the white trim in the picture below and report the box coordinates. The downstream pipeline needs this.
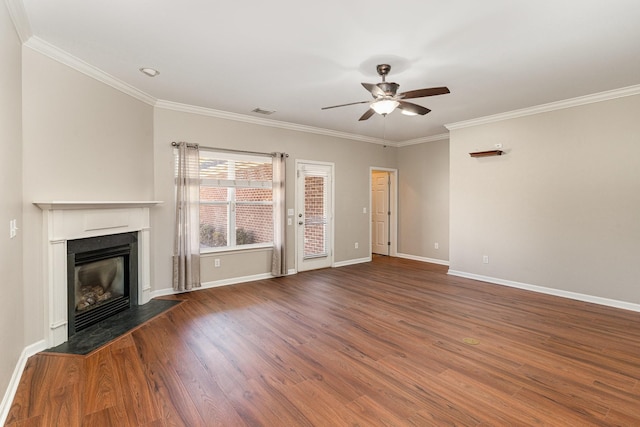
[150,287,179,299]
[14,34,640,147]
[13,32,403,146]
[295,159,336,273]
[396,133,449,147]
[447,270,640,313]
[287,268,297,275]
[0,340,47,425]
[150,272,275,299]
[200,242,273,255]
[369,167,398,258]
[199,273,274,289]
[34,201,162,210]
[5,0,32,43]
[18,32,397,146]
[155,100,391,145]
[35,203,157,347]
[446,84,640,130]
[396,253,450,266]
[334,257,371,268]
[24,37,157,106]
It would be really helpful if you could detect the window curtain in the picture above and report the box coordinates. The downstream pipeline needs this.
[173,142,201,291]
[271,153,287,276]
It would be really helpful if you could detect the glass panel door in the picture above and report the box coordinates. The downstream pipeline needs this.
[296,162,333,271]
[303,174,328,259]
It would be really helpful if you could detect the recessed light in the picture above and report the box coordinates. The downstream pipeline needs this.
[139,67,160,77]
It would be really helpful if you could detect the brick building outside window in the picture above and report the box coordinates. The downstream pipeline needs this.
[196,151,274,252]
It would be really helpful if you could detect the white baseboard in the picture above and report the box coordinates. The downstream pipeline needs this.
[150,272,276,299]
[396,253,450,266]
[0,339,47,425]
[333,257,371,268]
[200,273,274,289]
[448,269,640,313]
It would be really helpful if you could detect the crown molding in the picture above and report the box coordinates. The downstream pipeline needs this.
[5,0,32,42]
[24,36,157,106]
[155,100,392,146]
[446,84,640,131]
[396,133,449,147]
[18,32,443,147]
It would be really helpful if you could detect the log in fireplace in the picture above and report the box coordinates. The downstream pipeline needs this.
[67,232,138,337]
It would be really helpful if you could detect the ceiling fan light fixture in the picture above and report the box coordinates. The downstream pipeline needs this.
[321,64,449,122]
[371,99,399,115]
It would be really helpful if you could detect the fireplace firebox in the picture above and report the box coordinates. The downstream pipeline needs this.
[67,232,138,337]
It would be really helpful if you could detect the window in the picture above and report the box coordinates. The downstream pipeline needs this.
[197,151,273,252]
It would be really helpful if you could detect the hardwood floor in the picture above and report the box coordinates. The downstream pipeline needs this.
[6,257,640,426]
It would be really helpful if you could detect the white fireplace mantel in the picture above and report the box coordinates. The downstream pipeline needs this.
[34,201,162,210]
[35,200,162,347]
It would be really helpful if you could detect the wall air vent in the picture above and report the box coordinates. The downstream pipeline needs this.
[251,108,276,115]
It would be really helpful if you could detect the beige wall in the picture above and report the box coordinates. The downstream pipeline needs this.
[7,11,639,415]
[0,1,24,408]
[21,48,154,343]
[152,108,397,292]
[449,94,640,303]
[397,138,450,262]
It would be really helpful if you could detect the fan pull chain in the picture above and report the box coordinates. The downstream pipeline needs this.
[383,114,388,146]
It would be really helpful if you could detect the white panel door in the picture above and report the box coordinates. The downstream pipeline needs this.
[372,171,390,255]
[296,162,334,272]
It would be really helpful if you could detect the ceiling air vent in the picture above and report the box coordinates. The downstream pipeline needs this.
[251,108,276,115]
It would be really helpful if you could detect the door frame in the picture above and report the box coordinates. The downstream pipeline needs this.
[295,159,335,272]
[369,167,398,258]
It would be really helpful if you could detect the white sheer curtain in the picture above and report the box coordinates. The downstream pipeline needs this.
[271,153,287,276]
[173,142,201,291]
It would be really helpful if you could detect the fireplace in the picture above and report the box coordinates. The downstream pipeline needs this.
[35,201,161,347]
[67,232,138,336]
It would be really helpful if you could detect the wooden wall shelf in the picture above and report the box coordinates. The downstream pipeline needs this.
[469,150,504,158]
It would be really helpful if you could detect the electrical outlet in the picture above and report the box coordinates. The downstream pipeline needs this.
[483,255,489,264]
[434,242,439,250]
[214,259,221,267]
[362,207,367,214]
[355,242,359,249]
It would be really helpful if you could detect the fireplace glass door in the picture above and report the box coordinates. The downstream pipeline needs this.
[67,232,138,336]
[75,257,125,312]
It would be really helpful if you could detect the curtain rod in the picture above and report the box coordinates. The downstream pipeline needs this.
[171,141,288,158]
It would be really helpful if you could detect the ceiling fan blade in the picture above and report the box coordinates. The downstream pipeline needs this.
[362,82,386,98]
[321,100,370,110]
[397,101,431,116]
[358,108,375,121]
[399,86,450,99]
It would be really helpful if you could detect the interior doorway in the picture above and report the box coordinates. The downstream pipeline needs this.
[370,167,397,257]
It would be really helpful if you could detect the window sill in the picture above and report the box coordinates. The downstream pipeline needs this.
[200,243,273,256]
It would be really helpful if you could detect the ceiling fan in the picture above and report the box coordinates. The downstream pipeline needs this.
[322,64,450,121]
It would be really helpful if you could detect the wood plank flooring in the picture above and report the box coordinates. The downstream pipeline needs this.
[6,256,640,426]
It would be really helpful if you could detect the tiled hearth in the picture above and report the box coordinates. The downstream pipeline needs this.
[34,201,161,347]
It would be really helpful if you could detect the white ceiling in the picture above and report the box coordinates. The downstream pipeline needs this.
[17,0,640,143]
